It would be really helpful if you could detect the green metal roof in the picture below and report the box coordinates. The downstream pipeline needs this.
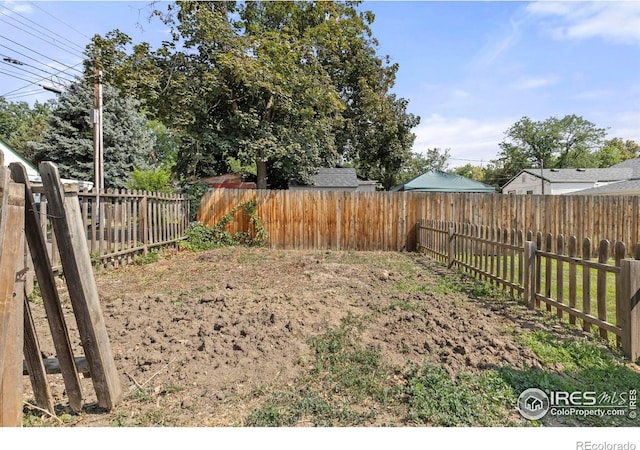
[390,170,495,193]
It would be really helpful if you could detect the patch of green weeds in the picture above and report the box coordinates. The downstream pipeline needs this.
[405,364,519,426]
[134,249,160,266]
[499,330,640,426]
[383,301,420,312]
[245,314,401,426]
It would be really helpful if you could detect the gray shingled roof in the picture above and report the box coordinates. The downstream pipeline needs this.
[608,158,640,170]
[306,168,360,188]
[522,167,635,183]
[570,179,640,195]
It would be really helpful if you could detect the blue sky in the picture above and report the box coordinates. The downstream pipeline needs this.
[1,1,639,168]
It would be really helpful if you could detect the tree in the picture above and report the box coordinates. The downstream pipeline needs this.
[449,163,485,182]
[489,115,607,188]
[592,138,640,167]
[84,1,420,190]
[31,79,155,188]
[0,98,53,161]
[396,148,450,185]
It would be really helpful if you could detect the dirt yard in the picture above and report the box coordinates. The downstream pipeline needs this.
[22,246,620,427]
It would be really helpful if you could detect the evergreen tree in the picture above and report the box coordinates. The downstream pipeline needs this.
[32,79,155,188]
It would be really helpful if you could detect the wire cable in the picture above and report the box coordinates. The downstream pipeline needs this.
[0,53,73,81]
[0,6,86,53]
[0,35,84,74]
[0,16,86,59]
[1,55,75,84]
[0,61,82,97]
[29,1,92,40]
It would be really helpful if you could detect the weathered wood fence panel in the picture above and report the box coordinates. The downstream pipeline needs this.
[416,219,640,361]
[199,189,640,256]
[0,163,25,427]
[31,186,189,270]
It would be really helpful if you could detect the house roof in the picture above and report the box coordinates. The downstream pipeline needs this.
[289,167,376,189]
[570,179,640,196]
[0,136,39,180]
[608,158,640,170]
[390,170,495,193]
[310,168,360,188]
[521,167,635,183]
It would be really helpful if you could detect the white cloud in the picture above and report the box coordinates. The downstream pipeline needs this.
[511,75,559,90]
[412,114,514,167]
[571,89,614,100]
[603,111,640,143]
[1,1,32,14]
[470,17,524,70]
[527,1,640,46]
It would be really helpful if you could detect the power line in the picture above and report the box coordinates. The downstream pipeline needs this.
[0,42,82,79]
[3,89,46,100]
[1,56,75,84]
[0,35,84,75]
[0,6,86,54]
[0,60,82,97]
[29,1,92,41]
[0,15,86,59]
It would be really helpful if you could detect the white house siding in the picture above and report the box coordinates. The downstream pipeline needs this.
[503,173,550,195]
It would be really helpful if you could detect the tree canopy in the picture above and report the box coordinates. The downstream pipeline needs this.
[0,97,53,161]
[84,0,420,189]
[31,79,155,188]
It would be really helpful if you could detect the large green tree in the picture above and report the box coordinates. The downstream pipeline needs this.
[487,115,607,188]
[84,1,420,190]
[31,80,155,188]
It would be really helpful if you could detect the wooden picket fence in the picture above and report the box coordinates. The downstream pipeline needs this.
[417,219,640,361]
[32,187,189,271]
[199,189,640,257]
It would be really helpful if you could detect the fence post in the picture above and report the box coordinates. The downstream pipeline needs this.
[523,240,537,310]
[140,192,148,256]
[620,259,640,362]
[448,227,455,268]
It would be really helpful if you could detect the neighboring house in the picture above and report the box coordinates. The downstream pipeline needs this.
[199,173,256,189]
[1,136,94,189]
[390,170,495,193]
[502,159,640,195]
[289,168,378,192]
[0,136,40,183]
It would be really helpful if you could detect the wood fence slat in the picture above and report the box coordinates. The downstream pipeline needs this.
[597,239,610,340]
[22,294,54,414]
[568,236,578,326]
[39,162,122,411]
[583,238,592,333]
[0,164,25,427]
[556,235,565,319]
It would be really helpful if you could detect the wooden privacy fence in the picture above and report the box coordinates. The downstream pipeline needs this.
[417,219,640,361]
[1,159,122,427]
[199,189,640,256]
[33,186,189,271]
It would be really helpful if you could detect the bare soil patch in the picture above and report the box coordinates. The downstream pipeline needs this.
[24,247,598,426]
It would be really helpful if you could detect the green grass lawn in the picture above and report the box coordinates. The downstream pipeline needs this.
[452,252,621,343]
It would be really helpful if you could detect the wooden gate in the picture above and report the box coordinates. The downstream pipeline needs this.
[1,155,122,427]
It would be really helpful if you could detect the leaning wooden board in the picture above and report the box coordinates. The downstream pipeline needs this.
[39,162,122,410]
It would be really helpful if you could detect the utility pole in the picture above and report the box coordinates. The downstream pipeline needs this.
[92,69,104,223]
